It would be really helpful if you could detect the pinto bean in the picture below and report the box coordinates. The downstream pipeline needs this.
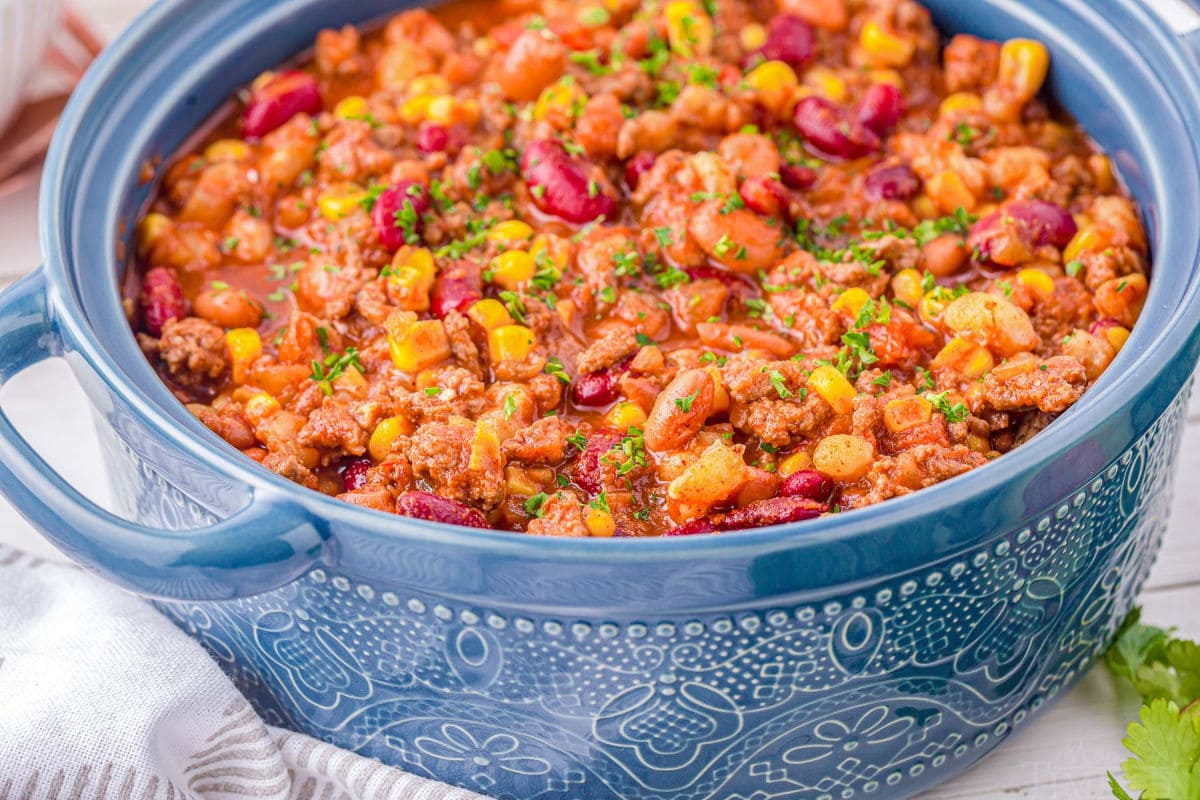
[1093,274,1147,327]
[644,369,716,451]
[921,234,970,277]
[941,291,1038,356]
[194,288,264,329]
[688,203,786,274]
[497,30,566,102]
[1061,329,1116,381]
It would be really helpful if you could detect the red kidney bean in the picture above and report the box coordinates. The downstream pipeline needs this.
[757,14,816,70]
[242,71,322,140]
[396,491,490,528]
[522,140,617,224]
[780,469,835,503]
[719,496,826,531]
[372,181,432,251]
[739,175,792,218]
[571,354,635,408]
[416,122,469,155]
[1006,200,1078,248]
[969,200,1078,262]
[664,518,718,537]
[340,457,372,492]
[779,164,817,190]
[856,83,906,135]
[572,371,620,407]
[792,96,879,160]
[625,151,657,190]
[572,431,623,495]
[1090,317,1122,336]
[431,261,483,318]
[140,267,186,337]
[863,164,921,202]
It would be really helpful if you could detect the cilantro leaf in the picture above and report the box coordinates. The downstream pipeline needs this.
[1120,699,1200,799]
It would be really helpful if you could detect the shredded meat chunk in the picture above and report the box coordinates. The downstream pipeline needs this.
[983,356,1088,413]
[157,317,228,385]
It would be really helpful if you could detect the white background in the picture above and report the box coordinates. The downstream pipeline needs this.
[1,2,1199,798]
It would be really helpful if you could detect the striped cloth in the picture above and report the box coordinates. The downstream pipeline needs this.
[0,547,489,800]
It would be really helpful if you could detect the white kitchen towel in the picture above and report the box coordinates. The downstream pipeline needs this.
[0,546,490,800]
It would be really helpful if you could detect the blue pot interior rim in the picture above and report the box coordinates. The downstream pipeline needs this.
[32,0,1200,561]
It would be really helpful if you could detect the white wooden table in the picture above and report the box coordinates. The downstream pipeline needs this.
[0,1,1197,797]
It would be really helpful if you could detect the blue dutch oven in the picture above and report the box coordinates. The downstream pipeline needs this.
[1,1,1199,797]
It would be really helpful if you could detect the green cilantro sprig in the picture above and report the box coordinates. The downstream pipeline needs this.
[1105,610,1200,799]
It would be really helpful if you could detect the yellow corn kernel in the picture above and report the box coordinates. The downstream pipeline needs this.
[927,171,977,214]
[467,299,514,330]
[883,395,933,434]
[386,268,432,311]
[369,416,413,461]
[745,60,800,92]
[585,507,617,537]
[225,328,262,384]
[746,60,800,114]
[1089,154,1116,193]
[706,366,730,413]
[1105,325,1131,352]
[931,336,995,378]
[204,138,250,162]
[1063,226,1115,262]
[870,69,905,90]
[892,268,924,308]
[409,74,451,97]
[913,195,938,219]
[939,92,984,118]
[999,39,1050,101]
[334,95,371,121]
[388,319,451,372]
[490,250,536,291]
[397,246,436,282]
[665,1,713,58]
[860,21,916,67]
[385,247,437,312]
[399,94,433,124]
[469,419,502,471]
[505,465,542,497]
[803,65,846,101]
[605,402,648,432]
[137,213,172,256]
[832,287,871,318]
[740,22,767,51]
[777,450,813,478]
[318,182,367,221]
[808,365,857,415]
[425,95,459,126]
[1016,267,1055,298]
[488,220,535,245]
[243,392,280,426]
[534,78,586,122]
[488,325,537,364]
[530,233,571,273]
[919,288,952,324]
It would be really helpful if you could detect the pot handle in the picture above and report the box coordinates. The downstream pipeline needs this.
[0,268,326,601]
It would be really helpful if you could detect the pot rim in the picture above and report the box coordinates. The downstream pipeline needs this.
[35,0,1200,566]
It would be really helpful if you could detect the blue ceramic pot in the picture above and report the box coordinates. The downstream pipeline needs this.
[1,1,1199,797]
